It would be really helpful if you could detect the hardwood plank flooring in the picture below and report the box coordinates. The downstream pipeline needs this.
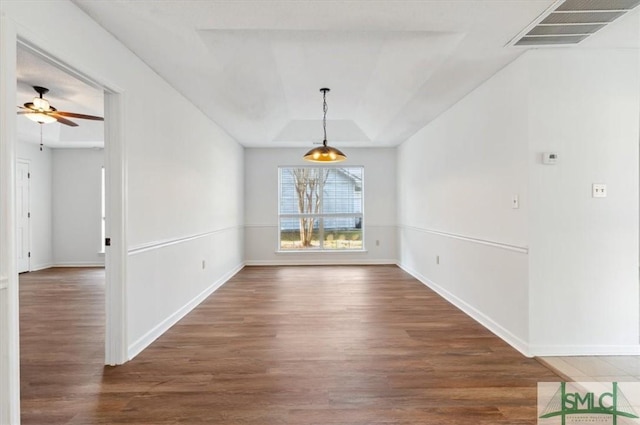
[20,265,560,424]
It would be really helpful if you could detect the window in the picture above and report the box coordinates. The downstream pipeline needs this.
[278,166,364,250]
[100,166,105,253]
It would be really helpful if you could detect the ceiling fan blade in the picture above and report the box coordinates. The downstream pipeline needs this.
[16,110,76,126]
[20,103,56,112]
[20,104,39,112]
[53,111,104,121]
[51,115,79,127]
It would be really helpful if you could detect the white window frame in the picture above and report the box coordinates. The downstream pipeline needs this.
[277,166,364,252]
[100,166,105,253]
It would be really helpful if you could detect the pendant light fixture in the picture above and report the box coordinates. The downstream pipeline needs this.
[303,88,346,163]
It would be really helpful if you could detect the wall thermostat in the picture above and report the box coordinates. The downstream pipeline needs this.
[542,152,558,165]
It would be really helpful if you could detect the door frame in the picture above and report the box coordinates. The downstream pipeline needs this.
[15,159,30,273]
[0,16,128,424]
[0,16,20,425]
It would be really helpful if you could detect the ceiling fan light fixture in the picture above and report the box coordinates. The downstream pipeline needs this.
[303,87,346,163]
[24,112,56,124]
[18,85,104,128]
[32,97,50,111]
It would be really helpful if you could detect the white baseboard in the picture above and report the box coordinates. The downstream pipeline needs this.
[245,259,397,266]
[52,262,105,268]
[398,262,531,358]
[27,263,103,272]
[530,345,640,357]
[29,262,54,272]
[127,262,245,360]
[398,263,640,358]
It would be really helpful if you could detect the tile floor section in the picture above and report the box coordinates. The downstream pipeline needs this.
[539,356,640,382]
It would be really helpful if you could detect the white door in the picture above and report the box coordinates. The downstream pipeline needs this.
[16,160,30,273]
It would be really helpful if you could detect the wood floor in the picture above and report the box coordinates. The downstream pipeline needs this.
[20,265,560,424]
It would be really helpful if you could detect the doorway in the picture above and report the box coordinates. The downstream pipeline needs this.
[13,40,128,363]
[0,26,127,423]
[15,47,110,422]
[0,35,128,423]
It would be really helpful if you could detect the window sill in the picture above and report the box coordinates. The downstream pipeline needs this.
[276,249,368,254]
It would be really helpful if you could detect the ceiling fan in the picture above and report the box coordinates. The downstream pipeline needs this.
[17,85,103,127]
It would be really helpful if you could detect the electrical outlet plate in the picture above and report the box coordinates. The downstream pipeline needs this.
[592,183,607,198]
[512,195,519,209]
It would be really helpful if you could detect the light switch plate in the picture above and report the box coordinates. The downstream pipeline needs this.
[542,152,558,165]
[592,184,607,198]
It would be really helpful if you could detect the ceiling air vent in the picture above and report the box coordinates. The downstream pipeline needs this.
[514,0,640,46]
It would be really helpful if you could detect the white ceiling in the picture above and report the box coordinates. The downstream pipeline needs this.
[25,1,637,150]
[16,48,104,149]
[72,0,565,148]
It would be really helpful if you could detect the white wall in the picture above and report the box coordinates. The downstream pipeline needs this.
[126,118,244,357]
[398,47,640,357]
[245,148,397,264]
[1,0,245,366]
[16,142,52,271]
[52,148,104,267]
[398,57,531,354]
[527,49,640,355]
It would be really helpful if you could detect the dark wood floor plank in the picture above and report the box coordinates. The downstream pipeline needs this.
[20,265,559,424]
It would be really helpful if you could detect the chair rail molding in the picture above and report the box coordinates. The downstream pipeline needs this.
[400,224,528,254]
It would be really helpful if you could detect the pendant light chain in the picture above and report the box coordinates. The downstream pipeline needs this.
[322,89,328,146]
[302,87,346,163]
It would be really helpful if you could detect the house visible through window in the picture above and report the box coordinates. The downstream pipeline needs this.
[278,166,364,250]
